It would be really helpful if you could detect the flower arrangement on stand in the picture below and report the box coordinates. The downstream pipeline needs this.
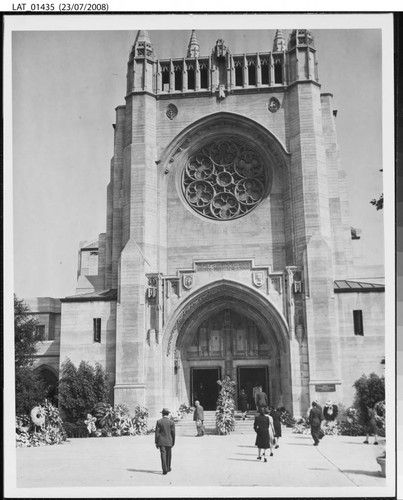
[290,400,384,439]
[170,403,194,422]
[16,399,66,447]
[276,407,296,427]
[132,405,150,434]
[85,403,150,437]
[322,401,340,435]
[215,375,236,435]
[292,416,310,434]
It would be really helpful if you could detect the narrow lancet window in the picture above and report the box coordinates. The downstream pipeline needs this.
[353,310,364,336]
[248,59,256,86]
[161,65,169,91]
[261,58,269,85]
[93,318,101,343]
[174,63,183,91]
[234,59,243,86]
[187,63,195,90]
[200,61,208,89]
[274,59,283,84]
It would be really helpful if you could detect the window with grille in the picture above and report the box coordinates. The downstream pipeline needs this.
[93,318,101,343]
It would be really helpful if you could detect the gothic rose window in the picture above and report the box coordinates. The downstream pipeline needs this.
[182,138,268,220]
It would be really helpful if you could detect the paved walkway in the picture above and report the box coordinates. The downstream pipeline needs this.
[14,428,392,497]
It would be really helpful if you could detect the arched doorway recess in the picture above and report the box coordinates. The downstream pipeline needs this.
[35,365,59,405]
[164,280,292,412]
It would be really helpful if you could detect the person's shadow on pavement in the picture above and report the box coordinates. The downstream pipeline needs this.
[126,468,162,474]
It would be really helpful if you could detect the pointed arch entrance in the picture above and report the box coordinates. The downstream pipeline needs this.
[163,279,291,412]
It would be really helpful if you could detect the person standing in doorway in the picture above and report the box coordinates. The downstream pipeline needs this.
[155,408,175,474]
[193,400,205,436]
[195,383,206,403]
[252,383,260,411]
[239,389,248,420]
[308,401,324,446]
[255,386,268,413]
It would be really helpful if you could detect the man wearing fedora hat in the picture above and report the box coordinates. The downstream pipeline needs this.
[155,408,176,475]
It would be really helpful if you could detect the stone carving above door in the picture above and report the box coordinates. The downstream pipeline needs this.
[252,271,265,287]
[182,274,194,290]
[185,309,270,360]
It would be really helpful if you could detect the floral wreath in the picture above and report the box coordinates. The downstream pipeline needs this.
[323,400,338,421]
[30,406,46,427]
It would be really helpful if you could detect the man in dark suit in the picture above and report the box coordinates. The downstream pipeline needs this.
[155,408,176,474]
[308,401,324,446]
[255,386,268,412]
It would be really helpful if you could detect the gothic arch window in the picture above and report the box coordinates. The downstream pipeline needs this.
[187,61,195,90]
[247,57,256,86]
[161,64,170,91]
[234,58,243,86]
[260,56,269,85]
[199,60,209,89]
[182,137,270,221]
[274,58,283,84]
[174,62,183,91]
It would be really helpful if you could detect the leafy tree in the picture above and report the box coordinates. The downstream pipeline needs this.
[14,295,47,415]
[15,367,48,416]
[370,169,383,210]
[58,358,110,423]
[370,193,383,210]
[14,295,44,368]
[353,372,385,425]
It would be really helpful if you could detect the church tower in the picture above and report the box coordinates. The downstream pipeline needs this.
[57,29,384,420]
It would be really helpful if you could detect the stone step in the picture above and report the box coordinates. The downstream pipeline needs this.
[174,410,260,435]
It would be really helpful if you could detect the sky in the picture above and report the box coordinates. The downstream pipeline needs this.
[8,15,391,299]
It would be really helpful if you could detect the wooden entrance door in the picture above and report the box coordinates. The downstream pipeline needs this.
[191,368,221,410]
[237,366,269,410]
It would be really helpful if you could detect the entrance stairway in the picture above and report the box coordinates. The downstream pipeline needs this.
[174,410,258,436]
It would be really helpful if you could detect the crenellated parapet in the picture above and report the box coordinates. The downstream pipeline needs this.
[127,29,319,96]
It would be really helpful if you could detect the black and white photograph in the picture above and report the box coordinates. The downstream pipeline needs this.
[4,12,396,498]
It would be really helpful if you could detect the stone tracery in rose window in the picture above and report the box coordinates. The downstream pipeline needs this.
[182,139,268,220]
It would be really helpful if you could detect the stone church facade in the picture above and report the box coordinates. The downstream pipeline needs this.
[28,29,385,418]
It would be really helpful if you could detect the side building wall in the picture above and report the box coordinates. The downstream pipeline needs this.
[59,299,117,389]
[336,291,385,405]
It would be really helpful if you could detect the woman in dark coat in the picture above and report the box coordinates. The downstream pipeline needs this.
[239,389,248,420]
[254,408,273,461]
[270,407,282,448]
